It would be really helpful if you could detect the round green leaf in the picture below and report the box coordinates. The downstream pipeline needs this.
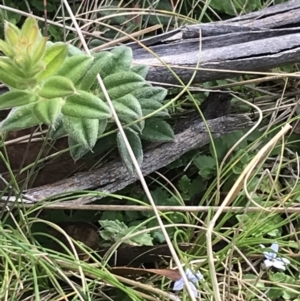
[63,115,98,149]
[0,91,38,109]
[0,103,40,132]
[193,155,216,179]
[39,76,75,98]
[56,54,93,84]
[32,97,63,125]
[62,90,111,119]
[141,118,174,142]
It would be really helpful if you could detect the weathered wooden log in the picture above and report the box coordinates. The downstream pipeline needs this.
[122,0,300,85]
[24,113,253,203]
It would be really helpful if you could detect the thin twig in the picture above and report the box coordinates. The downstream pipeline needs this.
[91,24,163,52]
[12,203,300,213]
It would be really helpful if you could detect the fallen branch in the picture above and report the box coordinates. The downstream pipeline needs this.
[25,113,253,203]
[122,1,300,85]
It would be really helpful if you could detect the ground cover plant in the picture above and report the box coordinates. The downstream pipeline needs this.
[0,0,300,301]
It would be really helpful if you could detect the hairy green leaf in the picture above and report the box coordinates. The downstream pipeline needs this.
[110,46,132,73]
[0,39,15,58]
[88,52,116,91]
[112,94,144,132]
[141,118,174,142]
[32,97,63,125]
[117,115,143,134]
[139,99,169,117]
[98,119,107,137]
[63,115,98,149]
[0,103,40,132]
[88,47,138,91]
[0,67,26,89]
[68,44,84,56]
[5,22,20,46]
[56,54,93,84]
[79,52,112,90]
[0,91,38,109]
[31,37,47,66]
[130,65,149,78]
[117,128,143,174]
[0,57,28,78]
[38,43,68,80]
[99,71,145,100]
[85,133,117,159]
[131,86,168,103]
[21,17,39,37]
[62,90,111,119]
[48,113,67,139]
[68,136,90,161]
[113,94,142,120]
[39,76,75,98]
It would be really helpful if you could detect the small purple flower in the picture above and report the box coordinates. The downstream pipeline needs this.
[260,243,290,270]
[173,268,204,297]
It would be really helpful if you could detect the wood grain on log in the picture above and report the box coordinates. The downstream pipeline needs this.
[119,0,300,85]
[24,113,253,203]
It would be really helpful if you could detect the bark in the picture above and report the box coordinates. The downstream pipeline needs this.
[121,0,300,85]
[24,113,253,203]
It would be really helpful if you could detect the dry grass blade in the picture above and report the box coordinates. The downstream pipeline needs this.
[91,24,163,52]
[61,1,198,300]
[206,123,292,301]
